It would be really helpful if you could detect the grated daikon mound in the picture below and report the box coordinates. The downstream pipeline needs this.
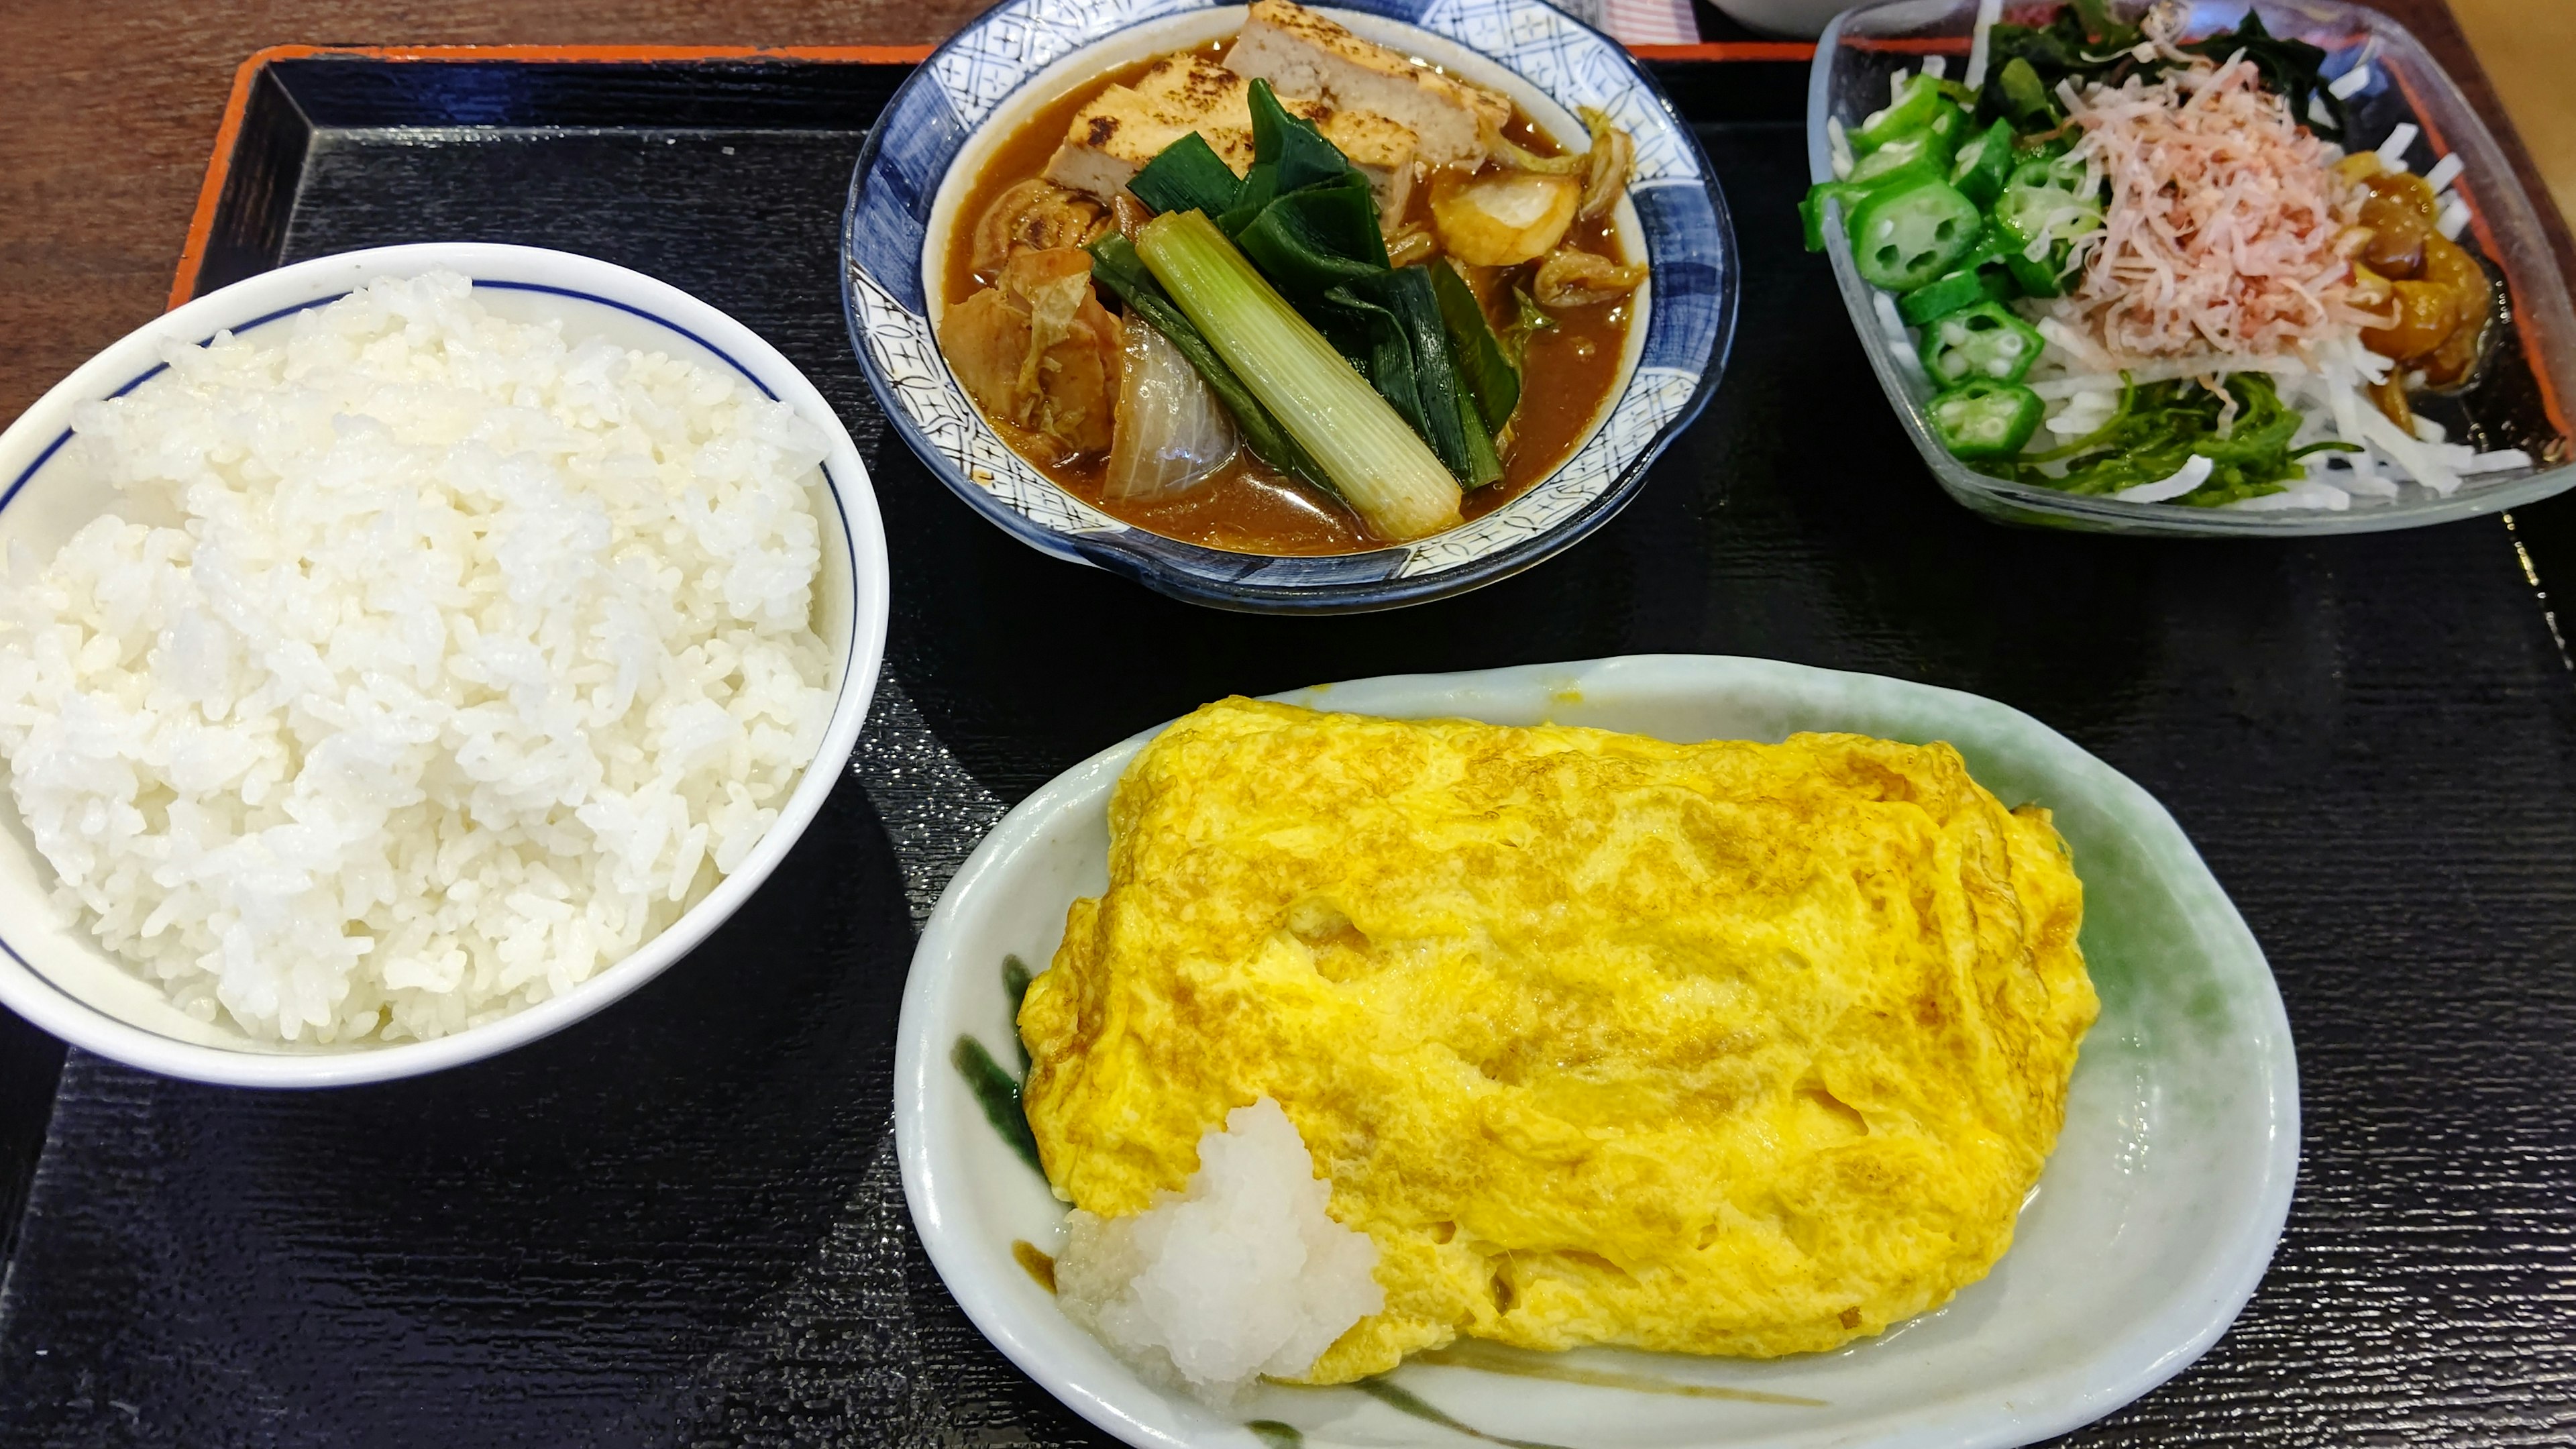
[0,271,835,1043]
[1053,1097,1383,1406]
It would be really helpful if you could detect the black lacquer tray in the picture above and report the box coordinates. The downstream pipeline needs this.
[0,47,2571,1448]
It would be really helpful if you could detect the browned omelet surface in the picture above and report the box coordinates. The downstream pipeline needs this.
[1018,698,2096,1383]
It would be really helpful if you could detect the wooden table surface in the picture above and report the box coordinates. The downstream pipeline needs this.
[3,0,2571,432]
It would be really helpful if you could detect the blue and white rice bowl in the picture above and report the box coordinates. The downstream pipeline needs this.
[841,0,1736,611]
[0,243,890,1087]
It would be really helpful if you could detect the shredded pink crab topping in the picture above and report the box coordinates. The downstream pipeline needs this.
[2057,40,2378,360]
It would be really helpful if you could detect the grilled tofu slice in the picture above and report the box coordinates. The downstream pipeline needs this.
[1224,0,1509,168]
[1042,54,1418,225]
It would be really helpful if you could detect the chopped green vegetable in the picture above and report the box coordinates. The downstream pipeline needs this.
[1990,170,2100,298]
[1991,183,2090,247]
[1927,379,2044,459]
[1087,233,1331,492]
[1979,7,2343,138]
[1136,209,1461,539]
[1995,57,2056,125]
[1499,285,1557,362]
[1220,78,1373,244]
[1948,118,2017,208]
[1201,78,1390,302]
[1898,265,2017,326]
[1128,131,1243,220]
[1999,240,2072,298]
[1246,79,1358,193]
[1322,267,1490,487]
[1799,186,1843,253]
[1846,176,1984,291]
[2061,0,2123,34]
[1980,374,2314,505]
[1427,259,1519,436]
[2068,0,2117,36]
[1799,184,1854,254]
[1235,171,1389,299]
[1849,128,1957,188]
[2006,154,2089,193]
[1217,164,1279,236]
[1919,301,2046,385]
[1319,284,1430,434]
[2178,11,2344,138]
[1454,380,1505,488]
[1855,74,1953,152]
[1799,160,1945,251]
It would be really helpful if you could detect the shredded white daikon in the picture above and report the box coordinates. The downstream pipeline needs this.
[1965,0,2002,90]
[2112,455,2214,502]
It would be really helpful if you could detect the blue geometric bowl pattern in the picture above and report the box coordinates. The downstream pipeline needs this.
[841,0,1735,611]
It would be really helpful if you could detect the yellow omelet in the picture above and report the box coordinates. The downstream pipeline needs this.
[1018,697,2096,1383]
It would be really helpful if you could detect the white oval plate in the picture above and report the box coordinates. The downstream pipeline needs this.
[897,654,2298,1449]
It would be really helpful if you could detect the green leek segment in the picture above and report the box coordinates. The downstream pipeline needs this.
[1137,210,1463,541]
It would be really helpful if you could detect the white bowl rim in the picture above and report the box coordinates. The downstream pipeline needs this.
[0,241,892,1087]
[894,653,2301,1449]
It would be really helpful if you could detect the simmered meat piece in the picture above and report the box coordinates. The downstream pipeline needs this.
[1532,247,1648,307]
[970,178,1114,280]
[943,248,1122,457]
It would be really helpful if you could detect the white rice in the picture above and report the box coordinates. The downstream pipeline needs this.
[0,271,835,1042]
[1054,1097,1383,1405]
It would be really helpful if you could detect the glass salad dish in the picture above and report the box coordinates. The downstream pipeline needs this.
[1809,0,2576,535]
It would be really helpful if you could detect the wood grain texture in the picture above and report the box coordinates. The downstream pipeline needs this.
[0,0,2567,429]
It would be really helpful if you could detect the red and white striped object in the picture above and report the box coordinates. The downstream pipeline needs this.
[1599,0,1700,46]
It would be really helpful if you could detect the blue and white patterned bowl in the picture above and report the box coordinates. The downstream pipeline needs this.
[840,0,1735,612]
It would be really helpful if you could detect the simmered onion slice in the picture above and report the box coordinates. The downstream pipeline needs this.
[1103,318,1239,501]
[1430,169,1580,267]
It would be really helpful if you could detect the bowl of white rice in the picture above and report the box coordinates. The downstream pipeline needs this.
[0,243,888,1086]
